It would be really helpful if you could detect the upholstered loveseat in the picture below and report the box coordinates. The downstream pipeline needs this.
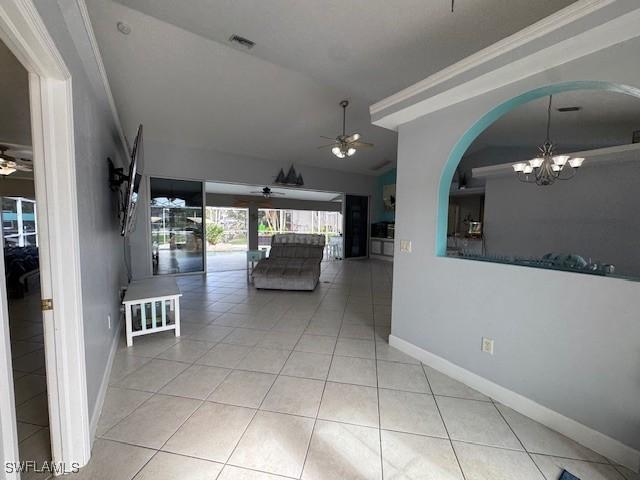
[252,233,325,291]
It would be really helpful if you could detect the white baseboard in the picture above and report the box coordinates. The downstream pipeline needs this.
[370,254,394,262]
[89,319,122,443]
[389,334,640,473]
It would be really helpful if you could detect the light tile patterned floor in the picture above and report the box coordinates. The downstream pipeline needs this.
[77,260,635,480]
[8,286,52,480]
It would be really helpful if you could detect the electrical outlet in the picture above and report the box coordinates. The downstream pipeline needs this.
[481,337,494,355]
[400,240,412,253]
[107,314,111,330]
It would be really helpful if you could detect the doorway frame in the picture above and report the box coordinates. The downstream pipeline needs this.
[0,0,90,475]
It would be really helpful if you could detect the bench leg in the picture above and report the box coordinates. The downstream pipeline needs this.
[125,304,133,347]
[174,297,181,338]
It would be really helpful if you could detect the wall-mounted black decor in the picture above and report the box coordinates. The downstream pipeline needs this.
[274,166,304,186]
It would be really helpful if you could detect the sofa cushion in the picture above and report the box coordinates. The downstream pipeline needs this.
[252,234,325,291]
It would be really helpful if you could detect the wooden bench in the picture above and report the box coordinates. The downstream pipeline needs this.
[122,277,182,347]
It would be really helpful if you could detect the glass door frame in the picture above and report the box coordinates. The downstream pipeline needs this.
[147,175,207,276]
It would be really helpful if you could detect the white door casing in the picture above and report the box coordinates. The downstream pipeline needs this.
[0,0,91,475]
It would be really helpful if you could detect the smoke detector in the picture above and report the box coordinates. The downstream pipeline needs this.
[228,34,255,50]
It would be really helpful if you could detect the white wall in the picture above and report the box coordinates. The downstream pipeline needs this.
[391,35,640,455]
[129,140,374,278]
[35,0,128,420]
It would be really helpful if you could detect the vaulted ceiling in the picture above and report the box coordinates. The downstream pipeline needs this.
[472,90,640,152]
[87,0,576,174]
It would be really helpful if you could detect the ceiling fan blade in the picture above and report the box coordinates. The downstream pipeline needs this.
[344,133,360,143]
[319,135,338,141]
[351,141,374,148]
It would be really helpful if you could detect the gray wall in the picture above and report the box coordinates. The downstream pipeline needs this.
[129,140,373,278]
[35,0,128,419]
[483,159,640,277]
[0,179,35,199]
[392,36,640,450]
[0,42,30,146]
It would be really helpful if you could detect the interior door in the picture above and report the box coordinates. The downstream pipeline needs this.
[344,195,369,258]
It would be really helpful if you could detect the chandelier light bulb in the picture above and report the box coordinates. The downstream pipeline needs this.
[551,164,561,172]
[568,157,585,168]
[523,165,534,174]
[529,158,544,169]
[552,155,570,166]
[347,148,356,156]
[331,147,345,158]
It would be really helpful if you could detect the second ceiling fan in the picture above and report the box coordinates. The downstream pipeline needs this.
[318,100,373,158]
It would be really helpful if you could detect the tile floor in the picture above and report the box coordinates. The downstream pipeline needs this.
[7,285,52,480]
[70,260,636,479]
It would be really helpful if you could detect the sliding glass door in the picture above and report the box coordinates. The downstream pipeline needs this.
[150,178,204,275]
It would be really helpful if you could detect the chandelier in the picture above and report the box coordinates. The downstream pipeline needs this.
[512,95,584,186]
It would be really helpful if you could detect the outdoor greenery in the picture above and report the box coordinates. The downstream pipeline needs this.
[206,223,225,245]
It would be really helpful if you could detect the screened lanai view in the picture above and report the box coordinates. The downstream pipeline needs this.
[204,182,344,272]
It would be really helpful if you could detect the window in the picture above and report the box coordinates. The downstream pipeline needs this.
[2,197,37,247]
[257,208,342,254]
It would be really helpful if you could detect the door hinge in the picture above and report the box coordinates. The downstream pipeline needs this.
[41,298,53,311]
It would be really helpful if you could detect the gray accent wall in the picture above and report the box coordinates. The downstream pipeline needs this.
[392,36,640,451]
[35,0,128,419]
[0,41,30,146]
[482,160,640,278]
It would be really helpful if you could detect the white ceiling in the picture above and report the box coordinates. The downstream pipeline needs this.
[205,181,341,202]
[86,0,575,174]
[472,90,640,151]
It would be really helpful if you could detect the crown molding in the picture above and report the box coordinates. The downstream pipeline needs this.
[370,0,618,127]
[75,0,129,157]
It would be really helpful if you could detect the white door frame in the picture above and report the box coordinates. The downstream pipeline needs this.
[0,0,90,476]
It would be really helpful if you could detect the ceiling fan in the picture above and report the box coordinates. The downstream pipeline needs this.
[249,186,285,199]
[0,145,33,176]
[318,100,373,158]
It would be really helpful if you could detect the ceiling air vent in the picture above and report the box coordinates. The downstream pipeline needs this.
[228,34,255,50]
[557,106,581,112]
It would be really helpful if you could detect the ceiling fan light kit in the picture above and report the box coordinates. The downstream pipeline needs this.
[319,100,374,159]
[0,145,33,176]
[249,186,286,199]
[0,165,17,176]
[512,96,585,186]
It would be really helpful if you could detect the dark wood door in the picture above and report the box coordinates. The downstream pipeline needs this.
[344,195,369,258]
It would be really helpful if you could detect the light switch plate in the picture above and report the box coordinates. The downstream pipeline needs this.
[481,337,494,355]
[400,240,412,253]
